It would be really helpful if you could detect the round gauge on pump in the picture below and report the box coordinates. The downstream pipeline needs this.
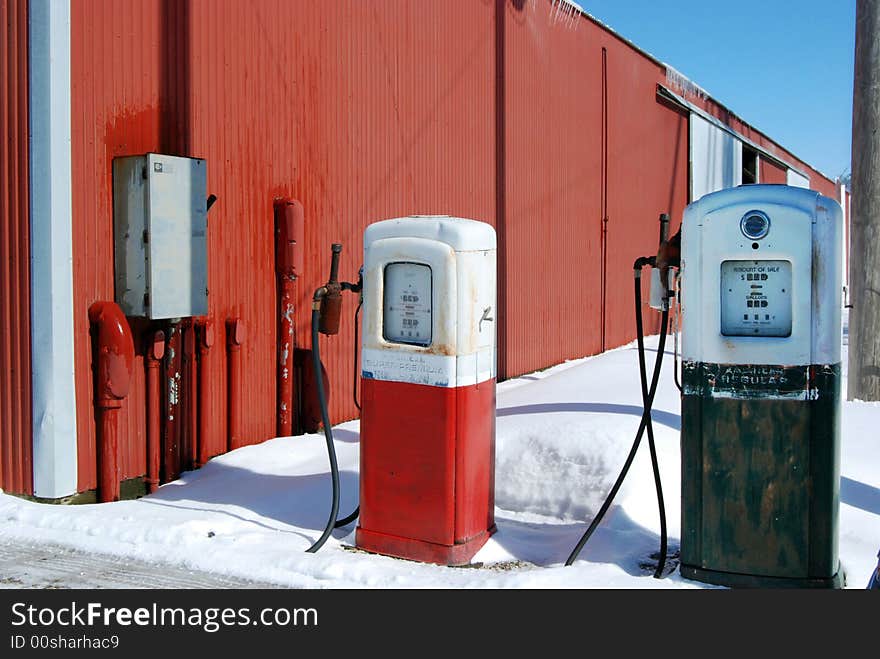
[741,210,771,240]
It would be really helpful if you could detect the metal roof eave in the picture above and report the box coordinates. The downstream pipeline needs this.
[656,84,811,180]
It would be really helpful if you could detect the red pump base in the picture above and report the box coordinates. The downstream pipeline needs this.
[356,377,496,566]
[356,525,496,566]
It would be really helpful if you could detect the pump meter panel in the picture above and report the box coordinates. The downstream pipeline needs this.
[720,260,792,337]
[383,262,432,346]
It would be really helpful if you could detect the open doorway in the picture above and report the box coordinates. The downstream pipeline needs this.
[742,145,758,184]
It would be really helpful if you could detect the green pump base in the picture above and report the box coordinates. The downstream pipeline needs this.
[680,563,843,589]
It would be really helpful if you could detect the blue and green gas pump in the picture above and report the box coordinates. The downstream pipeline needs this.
[678,184,843,588]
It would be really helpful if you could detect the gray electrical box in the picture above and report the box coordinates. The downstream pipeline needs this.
[113,153,208,319]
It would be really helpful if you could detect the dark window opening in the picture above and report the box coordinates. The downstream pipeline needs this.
[742,146,758,184]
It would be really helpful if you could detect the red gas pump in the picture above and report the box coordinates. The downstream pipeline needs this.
[355,216,497,565]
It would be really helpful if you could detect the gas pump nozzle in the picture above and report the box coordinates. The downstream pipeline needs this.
[650,213,680,311]
[307,243,365,552]
[315,244,344,335]
[314,243,364,336]
[655,213,680,272]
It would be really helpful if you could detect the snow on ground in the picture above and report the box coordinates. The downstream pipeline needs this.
[0,331,878,589]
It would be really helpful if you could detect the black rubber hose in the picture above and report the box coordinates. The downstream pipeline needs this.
[334,506,359,529]
[332,300,363,529]
[637,293,669,579]
[306,307,341,553]
[352,301,362,411]
[565,268,669,567]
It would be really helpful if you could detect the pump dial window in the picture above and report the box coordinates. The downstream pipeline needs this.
[383,262,432,346]
[741,210,771,240]
[720,260,792,337]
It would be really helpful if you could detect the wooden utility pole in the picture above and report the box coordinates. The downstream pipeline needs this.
[848,0,880,401]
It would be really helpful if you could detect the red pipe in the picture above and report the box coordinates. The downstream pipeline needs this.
[226,317,246,451]
[145,331,165,494]
[278,278,296,436]
[182,320,197,471]
[164,323,182,482]
[275,199,304,437]
[88,302,134,503]
[197,320,215,466]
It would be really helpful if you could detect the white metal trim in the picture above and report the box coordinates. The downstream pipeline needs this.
[29,0,78,498]
[786,168,811,188]
[659,84,811,181]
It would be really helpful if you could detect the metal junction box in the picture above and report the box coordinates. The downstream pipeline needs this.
[112,154,208,319]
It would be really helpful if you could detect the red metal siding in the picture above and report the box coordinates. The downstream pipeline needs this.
[667,77,841,200]
[760,158,788,185]
[602,29,689,346]
[70,0,497,489]
[0,0,33,495]
[807,167,840,201]
[499,2,688,378]
[70,0,156,490]
[63,0,841,492]
[501,3,604,377]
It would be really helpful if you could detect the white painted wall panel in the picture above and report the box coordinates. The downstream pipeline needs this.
[690,112,743,202]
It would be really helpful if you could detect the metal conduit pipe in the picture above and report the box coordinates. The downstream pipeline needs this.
[88,302,134,503]
[226,318,246,451]
[164,323,182,482]
[196,320,214,467]
[275,199,304,437]
[182,320,197,470]
[145,330,165,493]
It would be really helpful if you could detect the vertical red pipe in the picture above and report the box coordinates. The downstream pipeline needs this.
[182,320,197,470]
[278,279,296,436]
[226,318,245,451]
[197,320,214,466]
[97,409,121,501]
[275,199,304,437]
[599,46,609,353]
[164,323,182,482]
[145,331,165,494]
[88,302,134,503]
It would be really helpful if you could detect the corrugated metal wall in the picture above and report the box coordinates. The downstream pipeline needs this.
[51,0,841,494]
[807,169,841,201]
[602,23,689,345]
[69,0,498,490]
[501,2,604,376]
[499,2,688,378]
[0,0,33,495]
[760,158,788,185]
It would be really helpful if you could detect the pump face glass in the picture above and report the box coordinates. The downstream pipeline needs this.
[740,210,771,240]
[383,262,433,346]
[720,260,792,337]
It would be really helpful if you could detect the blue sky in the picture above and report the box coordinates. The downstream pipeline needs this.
[578,0,856,180]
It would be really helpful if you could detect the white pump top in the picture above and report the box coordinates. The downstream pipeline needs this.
[364,215,497,252]
[681,184,842,366]
[362,216,497,388]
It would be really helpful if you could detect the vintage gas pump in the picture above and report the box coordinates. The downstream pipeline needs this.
[355,216,497,565]
[679,184,843,588]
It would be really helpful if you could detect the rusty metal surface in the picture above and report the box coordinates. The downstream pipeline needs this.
[0,0,32,495]
[681,361,841,583]
[682,361,812,400]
